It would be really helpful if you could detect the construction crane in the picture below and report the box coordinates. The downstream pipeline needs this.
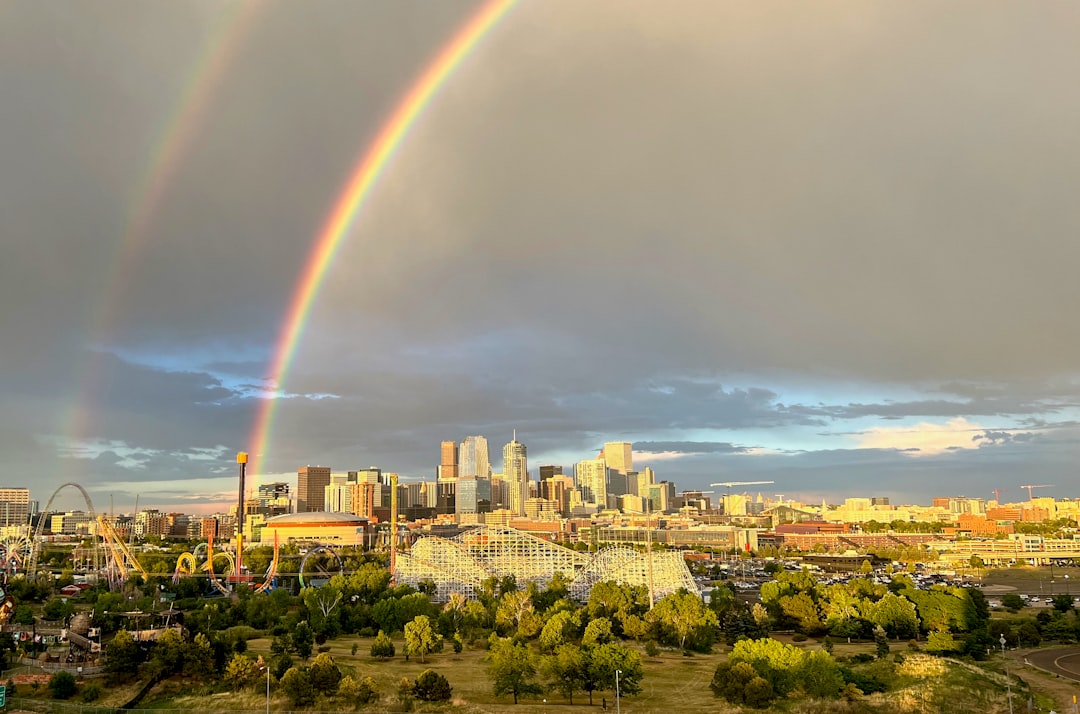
[710,480,775,495]
[1020,484,1054,500]
[710,481,775,517]
[991,488,1007,503]
[678,490,714,510]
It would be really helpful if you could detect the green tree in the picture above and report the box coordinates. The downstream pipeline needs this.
[874,625,890,658]
[413,669,452,701]
[647,590,719,652]
[292,621,314,660]
[925,629,959,654]
[867,593,919,639]
[779,592,825,635]
[797,650,843,699]
[496,590,536,635]
[404,615,442,664]
[224,654,259,691]
[539,610,580,652]
[48,670,77,700]
[370,630,395,658]
[308,652,342,695]
[186,632,215,677]
[586,643,643,700]
[280,666,316,707]
[543,644,586,704]
[487,636,542,704]
[1052,593,1075,613]
[1018,622,1041,647]
[150,627,187,676]
[710,661,775,709]
[1002,593,1024,612]
[583,617,614,645]
[42,598,74,622]
[105,629,140,683]
[338,675,379,705]
[730,637,805,696]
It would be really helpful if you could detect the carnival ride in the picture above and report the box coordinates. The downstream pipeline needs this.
[0,534,31,575]
[298,545,344,588]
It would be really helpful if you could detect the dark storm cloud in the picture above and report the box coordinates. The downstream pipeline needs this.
[6,1,1080,504]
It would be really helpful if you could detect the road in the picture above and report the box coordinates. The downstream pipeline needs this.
[1026,647,1080,682]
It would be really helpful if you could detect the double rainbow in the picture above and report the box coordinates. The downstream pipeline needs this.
[247,0,517,477]
[65,3,262,456]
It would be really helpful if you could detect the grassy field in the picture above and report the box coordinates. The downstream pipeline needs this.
[7,634,1050,713]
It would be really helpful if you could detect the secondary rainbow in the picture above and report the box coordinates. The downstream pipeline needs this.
[64,2,262,456]
[248,0,517,478]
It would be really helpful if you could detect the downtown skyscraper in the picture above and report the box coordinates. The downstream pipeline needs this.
[503,432,528,516]
[459,436,490,480]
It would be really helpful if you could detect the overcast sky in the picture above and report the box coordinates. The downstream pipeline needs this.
[4,1,1080,514]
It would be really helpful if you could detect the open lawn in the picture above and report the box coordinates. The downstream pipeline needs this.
[9,634,1056,713]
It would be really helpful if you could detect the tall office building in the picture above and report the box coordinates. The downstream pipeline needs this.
[0,488,30,527]
[575,458,609,507]
[297,466,331,513]
[636,467,655,499]
[538,465,563,481]
[325,473,353,513]
[459,436,490,479]
[601,442,633,477]
[503,433,528,516]
[439,441,459,482]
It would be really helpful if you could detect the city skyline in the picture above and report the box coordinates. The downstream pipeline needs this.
[6,2,1080,514]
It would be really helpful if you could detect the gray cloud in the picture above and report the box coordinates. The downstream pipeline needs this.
[6,1,1080,506]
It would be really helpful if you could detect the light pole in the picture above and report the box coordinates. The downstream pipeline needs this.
[1000,635,1013,714]
[615,669,621,714]
[259,664,270,714]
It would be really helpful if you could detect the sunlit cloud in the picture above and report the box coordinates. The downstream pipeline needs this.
[853,417,988,456]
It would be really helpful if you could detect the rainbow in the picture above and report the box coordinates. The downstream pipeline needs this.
[65,2,262,454]
[248,0,517,478]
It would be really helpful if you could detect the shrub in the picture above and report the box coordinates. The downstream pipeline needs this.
[839,666,888,695]
[80,683,102,702]
[280,666,316,707]
[371,630,395,658]
[339,675,379,705]
[792,633,808,642]
[318,645,331,653]
[358,627,375,638]
[49,671,77,700]
[644,640,660,657]
[412,669,452,701]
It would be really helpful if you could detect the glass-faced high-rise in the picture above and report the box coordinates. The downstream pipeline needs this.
[459,436,490,479]
[503,434,528,516]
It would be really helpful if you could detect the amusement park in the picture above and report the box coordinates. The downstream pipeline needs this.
[0,452,707,710]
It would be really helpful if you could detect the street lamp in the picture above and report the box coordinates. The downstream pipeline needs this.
[615,669,621,714]
[1000,635,1013,714]
[258,664,270,714]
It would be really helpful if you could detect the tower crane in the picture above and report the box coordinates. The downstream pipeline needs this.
[710,480,775,496]
[679,490,714,509]
[991,488,1007,503]
[710,481,775,517]
[1020,484,1054,500]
